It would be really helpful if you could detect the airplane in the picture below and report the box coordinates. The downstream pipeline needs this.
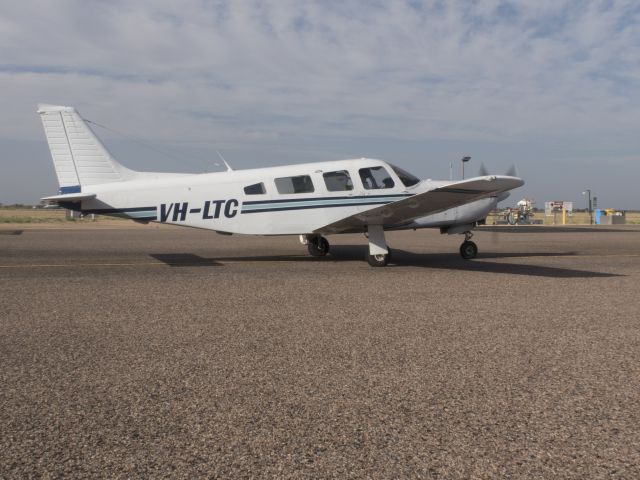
[37,104,524,267]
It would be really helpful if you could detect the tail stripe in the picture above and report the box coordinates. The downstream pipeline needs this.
[59,185,82,194]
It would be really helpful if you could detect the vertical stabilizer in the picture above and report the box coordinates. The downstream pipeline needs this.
[37,104,137,192]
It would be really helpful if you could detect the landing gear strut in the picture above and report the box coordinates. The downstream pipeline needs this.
[365,224,391,267]
[306,235,330,257]
[459,231,478,260]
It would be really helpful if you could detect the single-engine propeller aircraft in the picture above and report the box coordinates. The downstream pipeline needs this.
[38,104,524,266]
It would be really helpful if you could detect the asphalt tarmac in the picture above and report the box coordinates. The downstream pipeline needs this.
[1,224,639,478]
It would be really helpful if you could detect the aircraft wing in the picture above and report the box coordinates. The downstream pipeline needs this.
[315,175,523,234]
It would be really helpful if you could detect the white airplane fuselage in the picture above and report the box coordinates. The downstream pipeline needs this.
[68,158,500,235]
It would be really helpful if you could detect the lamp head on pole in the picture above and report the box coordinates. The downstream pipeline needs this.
[460,156,471,179]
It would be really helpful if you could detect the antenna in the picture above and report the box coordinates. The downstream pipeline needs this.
[84,117,207,171]
[216,151,233,172]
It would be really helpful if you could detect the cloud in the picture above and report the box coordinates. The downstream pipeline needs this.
[1,0,639,205]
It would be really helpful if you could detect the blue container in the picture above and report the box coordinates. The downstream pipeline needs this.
[594,209,603,225]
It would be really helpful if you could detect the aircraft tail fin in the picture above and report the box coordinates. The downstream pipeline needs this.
[37,104,137,193]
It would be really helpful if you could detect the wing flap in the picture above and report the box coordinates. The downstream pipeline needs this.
[315,175,523,234]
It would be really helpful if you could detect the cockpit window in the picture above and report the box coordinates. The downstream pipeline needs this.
[323,170,353,192]
[359,166,395,190]
[389,164,420,187]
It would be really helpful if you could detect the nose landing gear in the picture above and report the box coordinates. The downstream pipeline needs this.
[459,231,478,260]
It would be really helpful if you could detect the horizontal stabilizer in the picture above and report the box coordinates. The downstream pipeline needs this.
[41,192,96,203]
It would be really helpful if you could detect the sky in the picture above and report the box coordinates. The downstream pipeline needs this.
[1,0,639,208]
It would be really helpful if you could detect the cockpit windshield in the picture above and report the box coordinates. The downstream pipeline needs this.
[389,164,420,187]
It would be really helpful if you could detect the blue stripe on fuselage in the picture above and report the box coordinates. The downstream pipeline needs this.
[81,206,158,220]
[240,194,412,214]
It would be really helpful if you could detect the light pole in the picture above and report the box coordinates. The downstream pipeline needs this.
[582,189,592,225]
[461,156,471,179]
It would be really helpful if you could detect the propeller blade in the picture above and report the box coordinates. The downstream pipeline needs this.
[505,164,518,177]
[478,163,489,176]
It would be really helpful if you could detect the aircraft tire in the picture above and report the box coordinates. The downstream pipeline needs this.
[460,241,478,260]
[308,236,330,257]
[366,253,389,267]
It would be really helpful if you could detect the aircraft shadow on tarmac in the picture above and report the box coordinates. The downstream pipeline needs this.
[150,247,621,278]
[331,246,620,278]
[0,230,23,235]
[150,253,222,267]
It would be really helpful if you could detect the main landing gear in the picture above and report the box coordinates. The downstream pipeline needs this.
[302,228,392,267]
[459,231,478,260]
[366,251,391,267]
[302,227,478,265]
[365,224,391,267]
[303,235,330,257]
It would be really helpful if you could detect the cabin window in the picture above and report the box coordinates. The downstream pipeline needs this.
[359,166,395,190]
[274,175,315,194]
[244,182,266,195]
[323,170,353,192]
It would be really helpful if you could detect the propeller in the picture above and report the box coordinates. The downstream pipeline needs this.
[505,164,518,177]
[477,163,519,177]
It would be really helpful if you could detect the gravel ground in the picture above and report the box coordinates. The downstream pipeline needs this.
[1,225,639,479]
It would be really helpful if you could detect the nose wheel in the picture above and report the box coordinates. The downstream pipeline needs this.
[459,231,478,260]
[460,240,478,259]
